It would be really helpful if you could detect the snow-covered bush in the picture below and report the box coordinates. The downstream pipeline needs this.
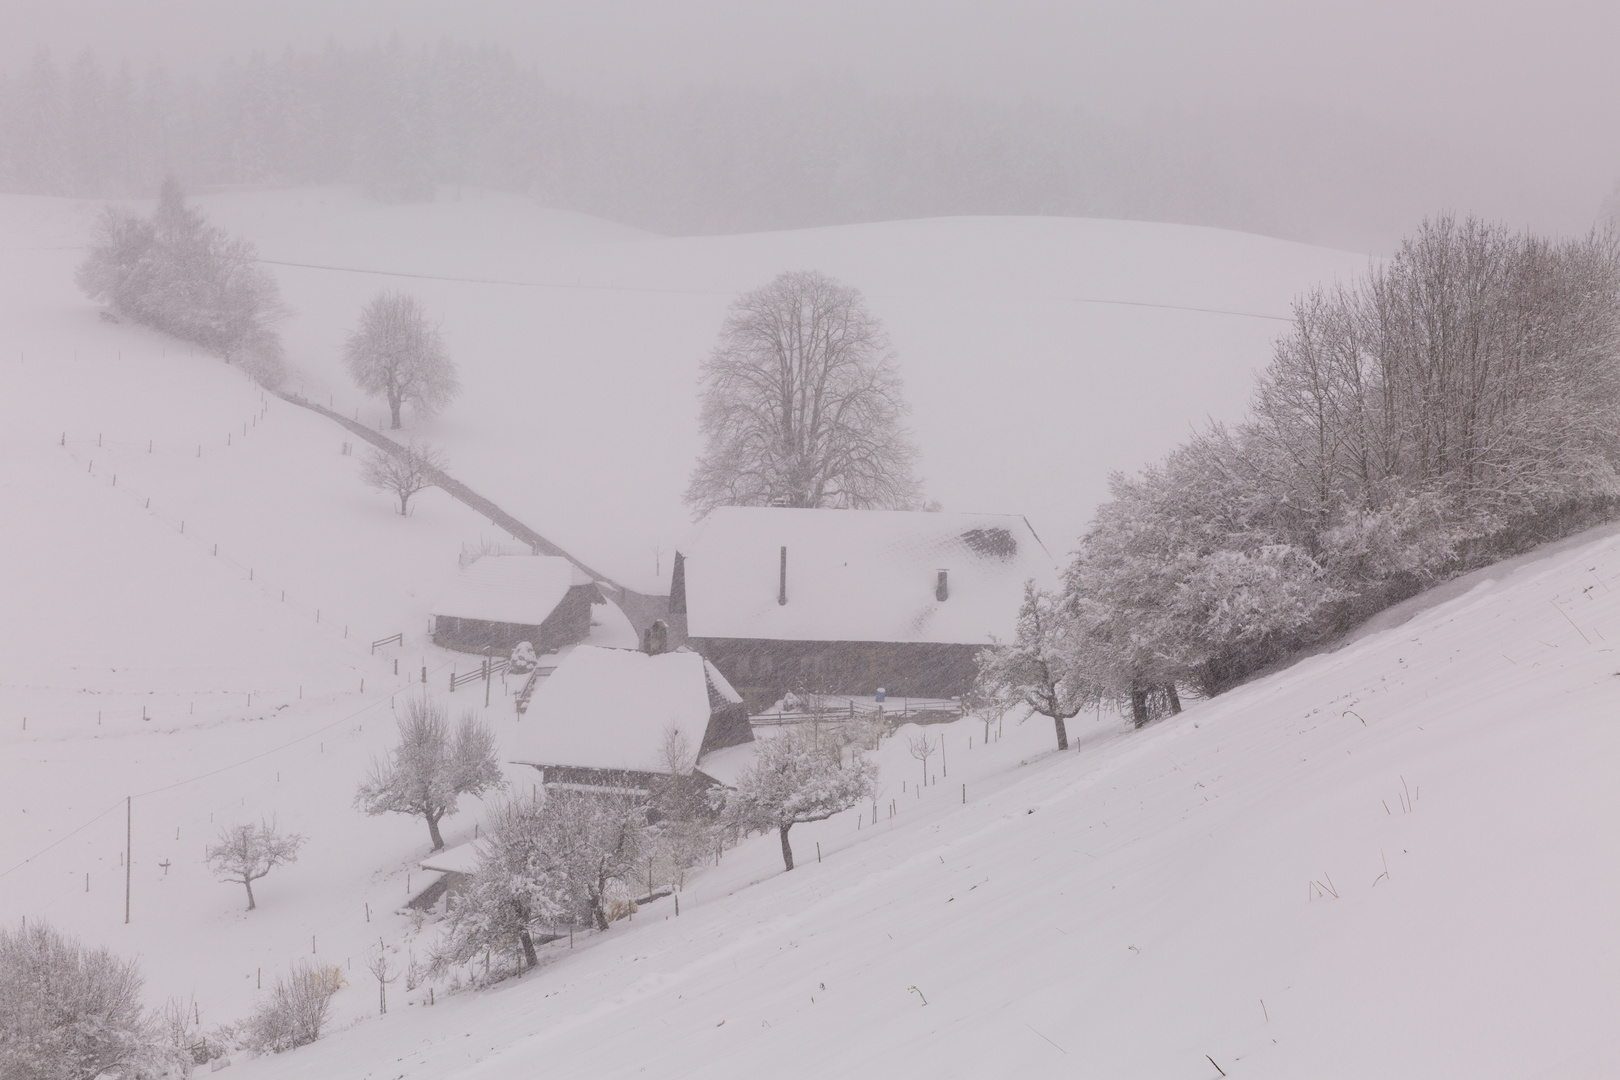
[0,918,185,1079]
[509,641,538,673]
[243,961,340,1055]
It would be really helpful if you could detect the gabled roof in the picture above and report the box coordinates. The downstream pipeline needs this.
[509,646,721,774]
[433,556,591,626]
[679,507,1058,645]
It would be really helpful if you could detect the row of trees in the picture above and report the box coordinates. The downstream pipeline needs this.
[0,43,1271,237]
[982,216,1620,741]
[76,178,286,384]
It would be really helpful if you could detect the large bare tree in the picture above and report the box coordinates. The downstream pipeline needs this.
[687,270,921,513]
[343,291,459,430]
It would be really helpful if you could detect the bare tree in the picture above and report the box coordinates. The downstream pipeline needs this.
[205,819,306,911]
[687,270,921,513]
[359,441,446,515]
[367,946,399,1015]
[724,725,878,871]
[906,730,937,785]
[344,291,459,429]
[354,697,503,851]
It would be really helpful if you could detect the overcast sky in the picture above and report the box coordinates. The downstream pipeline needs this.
[8,0,1618,245]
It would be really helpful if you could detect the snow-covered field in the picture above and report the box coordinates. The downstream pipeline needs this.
[195,186,1367,592]
[7,188,1612,1078]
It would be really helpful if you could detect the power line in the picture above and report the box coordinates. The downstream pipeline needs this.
[0,799,125,879]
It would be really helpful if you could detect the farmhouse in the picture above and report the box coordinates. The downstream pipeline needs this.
[670,507,1057,705]
[508,644,754,799]
[431,555,603,655]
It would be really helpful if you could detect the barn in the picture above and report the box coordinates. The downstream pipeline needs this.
[669,507,1057,706]
[431,555,604,655]
[508,644,754,800]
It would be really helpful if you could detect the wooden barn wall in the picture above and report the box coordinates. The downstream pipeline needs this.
[688,638,982,703]
[432,585,597,655]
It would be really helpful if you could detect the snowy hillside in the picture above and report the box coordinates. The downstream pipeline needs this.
[216,519,1620,1080]
[188,187,1366,590]
[13,189,1609,1079]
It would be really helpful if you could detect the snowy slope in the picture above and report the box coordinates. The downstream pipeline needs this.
[12,189,1607,1078]
[188,186,1367,591]
[214,520,1620,1080]
[0,201,631,1026]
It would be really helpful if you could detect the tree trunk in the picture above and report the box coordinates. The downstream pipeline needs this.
[427,813,444,851]
[1131,689,1150,729]
[1166,685,1182,715]
[519,929,538,969]
[1052,715,1068,751]
[779,824,795,871]
[593,901,610,931]
[398,491,410,516]
[244,878,256,911]
[388,389,403,430]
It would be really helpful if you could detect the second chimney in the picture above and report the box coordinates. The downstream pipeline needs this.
[779,546,788,605]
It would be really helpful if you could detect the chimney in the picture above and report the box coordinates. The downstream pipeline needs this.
[936,569,949,602]
[778,546,788,605]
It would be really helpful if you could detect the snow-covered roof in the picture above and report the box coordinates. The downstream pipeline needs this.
[693,741,757,788]
[419,840,484,876]
[433,556,590,626]
[680,507,1058,645]
[509,646,718,774]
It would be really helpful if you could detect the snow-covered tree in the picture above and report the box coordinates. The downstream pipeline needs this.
[358,441,446,515]
[75,178,286,385]
[354,697,502,851]
[976,582,1100,750]
[541,792,651,931]
[724,725,878,871]
[205,819,306,911]
[0,919,181,1080]
[343,291,459,430]
[434,797,562,972]
[687,270,921,514]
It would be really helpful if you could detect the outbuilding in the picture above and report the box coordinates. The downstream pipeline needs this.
[431,555,604,655]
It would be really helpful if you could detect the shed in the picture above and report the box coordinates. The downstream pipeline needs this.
[432,555,603,655]
[671,507,1057,703]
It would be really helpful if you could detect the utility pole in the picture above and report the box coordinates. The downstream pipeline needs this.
[124,796,131,924]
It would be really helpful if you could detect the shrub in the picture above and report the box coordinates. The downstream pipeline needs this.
[0,919,183,1079]
[244,961,340,1054]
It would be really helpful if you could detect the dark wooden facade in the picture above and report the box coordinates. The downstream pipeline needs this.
[687,636,981,709]
[432,584,598,655]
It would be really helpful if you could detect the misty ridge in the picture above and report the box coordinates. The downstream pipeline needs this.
[0,40,1410,244]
